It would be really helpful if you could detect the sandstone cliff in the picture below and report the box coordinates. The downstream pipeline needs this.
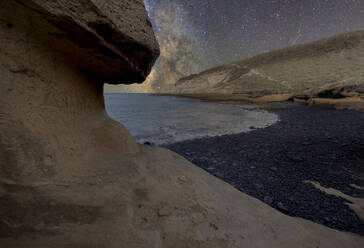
[0,1,363,247]
[166,30,364,95]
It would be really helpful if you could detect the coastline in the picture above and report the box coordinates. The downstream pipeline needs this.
[163,102,364,235]
[105,93,279,145]
[154,92,364,111]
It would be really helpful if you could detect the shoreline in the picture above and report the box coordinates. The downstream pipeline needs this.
[154,92,364,111]
[105,93,279,146]
[163,103,364,236]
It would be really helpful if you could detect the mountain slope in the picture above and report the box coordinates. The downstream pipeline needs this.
[165,30,364,95]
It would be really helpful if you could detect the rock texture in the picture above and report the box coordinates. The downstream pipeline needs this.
[0,1,363,247]
[165,30,364,94]
[0,0,160,184]
[12,0,159,84]
[298,83,364,99]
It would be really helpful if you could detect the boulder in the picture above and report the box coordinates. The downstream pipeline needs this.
[0,1,363,247]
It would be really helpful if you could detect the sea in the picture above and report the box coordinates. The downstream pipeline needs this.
[105,93,278,145]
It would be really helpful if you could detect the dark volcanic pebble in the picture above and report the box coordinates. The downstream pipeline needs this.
[164,103,364,236]
[264,196,274,204]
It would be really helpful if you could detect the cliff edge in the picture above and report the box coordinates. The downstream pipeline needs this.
[167,30,364,98]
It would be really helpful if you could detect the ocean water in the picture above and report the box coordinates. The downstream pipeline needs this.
[105,93,278,145]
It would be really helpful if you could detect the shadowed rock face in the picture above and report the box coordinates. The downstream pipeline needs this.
[0,0,159,183]
[14,0,159,84]
[0,1,363,247]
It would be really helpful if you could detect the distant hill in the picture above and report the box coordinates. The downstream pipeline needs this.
[163,30,364,95]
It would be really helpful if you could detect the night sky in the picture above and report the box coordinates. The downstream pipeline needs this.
[108,0,364,91]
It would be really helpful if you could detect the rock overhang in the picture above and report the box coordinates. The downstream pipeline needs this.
[14,0,160,84]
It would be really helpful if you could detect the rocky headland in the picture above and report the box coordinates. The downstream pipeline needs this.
[0,1,363,247]
[161,30,364,110]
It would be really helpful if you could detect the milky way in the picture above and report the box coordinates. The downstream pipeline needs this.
[106,0,364,92]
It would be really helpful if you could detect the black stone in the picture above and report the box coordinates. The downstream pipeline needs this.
[164,103,364,236]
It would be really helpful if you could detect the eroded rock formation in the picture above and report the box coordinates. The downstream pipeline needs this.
[0,1,363,247]
[0,0,160,184]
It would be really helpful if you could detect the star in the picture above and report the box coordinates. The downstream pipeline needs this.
[142,0,364,90]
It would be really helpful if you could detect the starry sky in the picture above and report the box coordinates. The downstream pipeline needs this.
[106,0,364,92]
